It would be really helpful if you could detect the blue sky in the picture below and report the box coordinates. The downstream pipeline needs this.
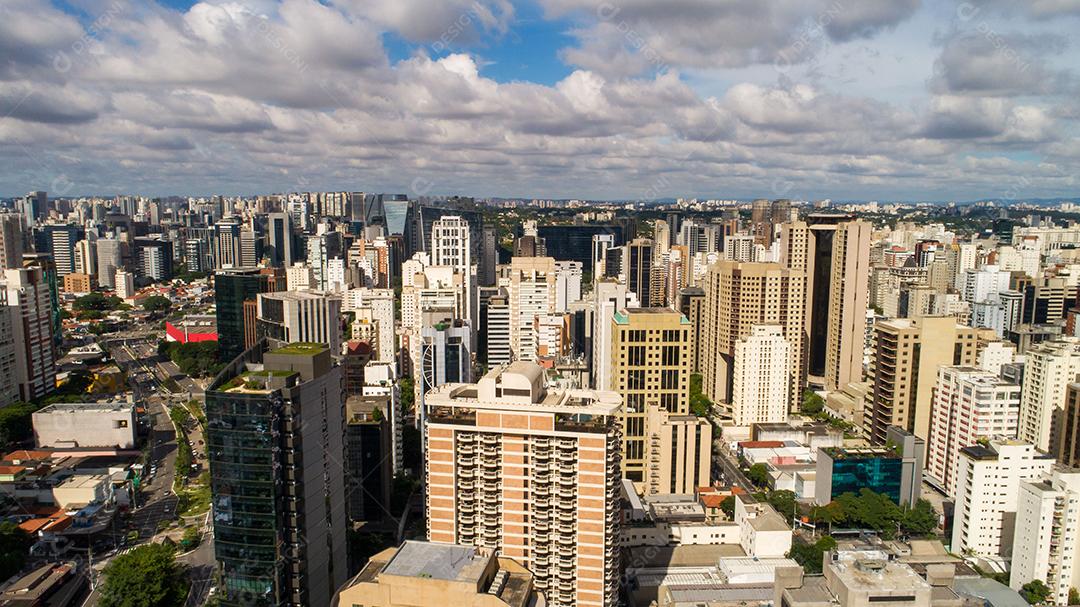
[0,0,1077,200]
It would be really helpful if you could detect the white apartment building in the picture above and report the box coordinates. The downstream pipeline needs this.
[1010,468,1080,606]
[590,280,639,392]
[114,269,135,300]
[505,257,557,362]
[730,324,791,427]
[554,261,582,313]
[951,439,1054,558]
[430,216,473,328]
[1019,338,1080,453]
[286,262,315,291]
[926,366,1021,497]
[962,265,1012,304]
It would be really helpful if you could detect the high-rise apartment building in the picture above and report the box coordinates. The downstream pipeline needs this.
[0,289,17,407]
[701,260,806,407]
[95,237,122,289]
[344,396,392,523]
[926,366,1021,497]
[780,215,871,391]
[256,291,343,354]
[1018,338,1080,454]
[608,308,690,484]
[0,214,24,269]
[206,341,347,607]
[2,267,57,403]
[419,318,472,426]
[431,215,473,327]
[1060,383,1080,468]
[134,236,173,282]
[506,256,557,362]
[591,280,639,393]
[678,286,706,375]
[1010,468,1080,606]
[865,317,996,445]
[645,405,711,496]
[424,363,622,607]
[731,324,792,427]
[114,269,135,300]
[39,225,80,277]
[951,439,1053,558]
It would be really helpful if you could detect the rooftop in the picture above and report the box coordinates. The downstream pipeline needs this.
[268,342,327,356]
[381,541,487,582]
[35,402,133,414]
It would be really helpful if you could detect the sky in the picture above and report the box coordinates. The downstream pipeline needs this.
[1,0,1078,201]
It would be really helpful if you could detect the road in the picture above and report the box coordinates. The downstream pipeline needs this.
[713,439,754,492]
[82,338,216,606]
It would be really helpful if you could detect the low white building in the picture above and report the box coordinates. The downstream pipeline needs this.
[32,402,137,449]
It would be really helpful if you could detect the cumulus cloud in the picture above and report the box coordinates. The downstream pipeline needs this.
[0,0,1076,200]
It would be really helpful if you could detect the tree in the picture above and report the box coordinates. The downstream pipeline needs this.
[73,292,122,312]
[747,463,770,488]
[767,490,798,521]
[1020,580,1051,605]
[180,527,200,549]
[835,489,902,537]
[689,374,713,418]
[901,499,939,536]
[141,295,172,313]
[801,389,825,415]
[0,403,39,448]
[719,496,735,519]
[810,501,846,533]
[100,544,188,607]
[787,535,837,575]
[1069,587,1079,606]
[371,407,384,422]
[0,522,32,582]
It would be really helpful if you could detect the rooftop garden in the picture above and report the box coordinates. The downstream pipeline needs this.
[269,342,326,356]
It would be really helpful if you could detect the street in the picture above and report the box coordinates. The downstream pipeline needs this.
[713,438,755,492]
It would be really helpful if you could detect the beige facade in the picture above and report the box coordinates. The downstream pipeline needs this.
[864,316,996,445]
[334,541,544,607]
[731,324,791,426]
[424,363,622,607]
[644,406,711,496]
[608,308,691,484]
[701,260,806,408]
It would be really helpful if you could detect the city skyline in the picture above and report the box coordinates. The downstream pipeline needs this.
[2,0,1078,200]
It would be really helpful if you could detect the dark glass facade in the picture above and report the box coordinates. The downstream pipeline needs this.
[214,271,270,361]
[536,225,625,267]
[828,456,903,504]
[206,389,284,606]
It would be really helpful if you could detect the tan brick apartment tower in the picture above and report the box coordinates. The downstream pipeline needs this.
[701,260,807,410]
[424,362,622,607]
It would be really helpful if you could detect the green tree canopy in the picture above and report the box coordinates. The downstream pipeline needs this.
[73,292,122,312]
[902,499,939,536]
[100,543,188,607]
[0,403,39,448]
[141,295,172,313]
[747,463,770,488]
[787,535,837,575]
[1020,580,1051,605]
[0,522,33,582]
[719,496,735,519]
[801,389,825,415]
[766,490,798,520]
[689,374,713,417]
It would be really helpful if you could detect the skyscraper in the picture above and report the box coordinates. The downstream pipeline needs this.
[0,214,24,269]
[951,439,1053,559]
[95,237,122,288]
[206,341,347,607]
[780,215,872,390]
[2,267,57,402]
[865,317,996,445]
[1010,468,1080,605]
[424,362,622,607]
[731,324,792,426]
[925,366,1021,497]
[1018,338,1080,454]
[430,215,473,328]
[507,256,557,362]
[266,212,294,267]
[214,268,279,361]
[608,308,690,484]
[701,260,806,408]
[624,238,653,307]
[38,225,81,277]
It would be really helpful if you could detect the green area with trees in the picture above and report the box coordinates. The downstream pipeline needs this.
[689,374,713,418]
[158,340,223,378]
[99,544,188,607]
